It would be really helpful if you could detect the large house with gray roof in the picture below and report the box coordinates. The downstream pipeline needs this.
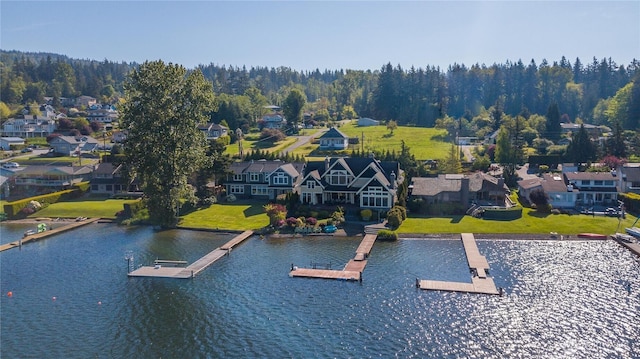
[517,170,619,209]
[223,160,305,200]
[297,156,401,211]
[410,172,510,210]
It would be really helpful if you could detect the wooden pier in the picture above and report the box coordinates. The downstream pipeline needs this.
[128,230,253,279]
[289,234,376,282]
[0,218,100,252]
[418,233,500,295]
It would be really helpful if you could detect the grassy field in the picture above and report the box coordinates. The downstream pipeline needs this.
[179,201,268,230]
[398,208,637,235]
[224,137,297,157]
[288,121,452,161]
[26,199,138,219]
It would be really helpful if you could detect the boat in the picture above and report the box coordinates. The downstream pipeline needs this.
[625,216,640,238]
[577,233,608,240]
[625,227,640,238]
[614,232,636,243]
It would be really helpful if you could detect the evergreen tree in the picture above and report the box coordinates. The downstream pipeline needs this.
[566,124,596,165]
[545,102,562,142]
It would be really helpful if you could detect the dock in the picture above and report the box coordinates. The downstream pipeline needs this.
[128,230,253,279]
[289,234,376,282]
[418,233,500,295]
[0,218,100,252]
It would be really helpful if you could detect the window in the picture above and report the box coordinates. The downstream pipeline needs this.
[249,173,260,182]
[272,172,288,185]
[604,180,614,186]
[106,185,113,191]
[594,180,603,186]
[302,193,312,203]
[233,174,243,181]
[361,187,389,208]
[307,181,315,189]
[329,170,348,185]
[581,180,591,186]
[251,186,268,196]
[229,185,244,194]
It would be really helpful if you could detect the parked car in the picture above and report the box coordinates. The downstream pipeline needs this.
[2,162,19,168]
[605,208,619,216]
[21,148,33,153]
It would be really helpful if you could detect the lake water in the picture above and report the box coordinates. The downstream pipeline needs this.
[1,223,639,358]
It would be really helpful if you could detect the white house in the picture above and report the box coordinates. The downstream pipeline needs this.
[318,127,349,150]
[198,123,228,140]
[1,117,57,138]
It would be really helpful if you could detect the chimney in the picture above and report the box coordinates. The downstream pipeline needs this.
[324,156,329,172]
[390,171,396,189]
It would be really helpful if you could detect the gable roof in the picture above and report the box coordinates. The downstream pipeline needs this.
[410,175,463,196]
[318,127,348,139]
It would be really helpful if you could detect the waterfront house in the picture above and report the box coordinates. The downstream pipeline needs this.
[89,162,132,195]
[516,177,544,204]
[260,105,287,130]
[617,164,640,194]
[318,127,349,151]
[224,159,305,200]
[13,165,93,192]
[410,172,510,207]
[563,171,618,208]
[297,156,401,211]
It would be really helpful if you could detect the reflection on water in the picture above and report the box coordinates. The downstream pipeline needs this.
[1,224,638,358]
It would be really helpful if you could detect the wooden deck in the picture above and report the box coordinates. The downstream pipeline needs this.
[289,234,377,282]
[289,268,361,281]
[418,233,500,295]
[0,218,100,252]
[128,230,254,279]
[354,234,377,260]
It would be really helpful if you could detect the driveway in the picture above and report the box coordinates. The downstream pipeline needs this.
[282,129,327,155]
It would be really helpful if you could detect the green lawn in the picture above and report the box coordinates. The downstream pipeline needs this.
[398,208,637,235]
[179,201,268,230]
[224,137,297,157]
[28,199,138,219]
[288,122,452,161]
[13,155,100,167]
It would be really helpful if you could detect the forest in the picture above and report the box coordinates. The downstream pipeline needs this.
[1,50,638,137]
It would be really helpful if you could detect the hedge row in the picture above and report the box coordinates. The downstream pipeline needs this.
[482,206,523,220]
[619,193,640,215]
[3,182,90,219]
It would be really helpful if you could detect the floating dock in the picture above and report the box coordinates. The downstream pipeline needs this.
[289,234,376,282]
[418,233,500,295]
[128,230,253,279]
[0,218,100,252]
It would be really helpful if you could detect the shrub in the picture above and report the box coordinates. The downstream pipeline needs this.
[377,229,398,241]
[226,194,237,202]
[387,211,402,229]
[306,217,318,226]
[286,217,299,227]
[360,209,372,220]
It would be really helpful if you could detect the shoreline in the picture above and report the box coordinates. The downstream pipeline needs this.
[0,218,621,241]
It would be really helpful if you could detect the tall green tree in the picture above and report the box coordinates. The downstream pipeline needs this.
[545,102,562,141]
[283,88,306,134]
[121,60,215,228]
[605,121,627,158]
[566,124,596,165]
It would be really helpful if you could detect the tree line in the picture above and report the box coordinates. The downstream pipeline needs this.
[1,50,638,132]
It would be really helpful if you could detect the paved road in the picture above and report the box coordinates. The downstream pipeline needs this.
[282,129,327,155]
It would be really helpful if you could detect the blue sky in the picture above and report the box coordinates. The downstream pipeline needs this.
[1,1,638,71]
